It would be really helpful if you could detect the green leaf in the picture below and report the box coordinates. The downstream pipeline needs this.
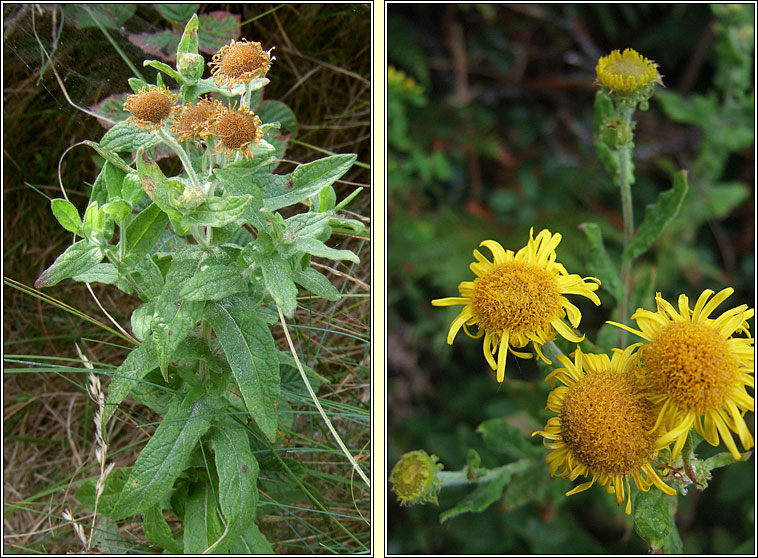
[110,392,213,520]
[181,195,253,228]
[83,140,135,175]
[624,170,689,262]
[476,418,544,459]
[104,337,158,416]
[121,173,144,207]
[100,121,162,153]
[102,200,131,224]
[580,222,623,303]
[633,488,677,551]
[34,240,103,288]
[142,505,182,554]
[230,523,274,554]
[197,11,241,54]
[157,4,200,24]
[120,203,169,270]
[293,237,360,265]
[204,297,280,441]
[663,525,684,554]
[439,462,525,523]
[135,148,186,234]
[260,254,298,317]
[152,255,206,377]
[130,255,166,301]
[75,467,132,517]
[703,181,750,219]
[177,264,248,301]
[63,4,136,29]
[176,12,200,53]
[292,268,341,301]
[73,263,120,285]
[144,59,183,83]
[103,161,125,200]
[51,198,82,234]
[263,154,357,211]
[210,422,259,550]
[183,480,226,553]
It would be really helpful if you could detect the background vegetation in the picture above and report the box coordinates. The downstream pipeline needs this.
[387,4,754,554]
[4,3,370,553]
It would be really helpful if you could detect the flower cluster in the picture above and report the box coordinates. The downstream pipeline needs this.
[432,229,754,513]
[122,37,272,161]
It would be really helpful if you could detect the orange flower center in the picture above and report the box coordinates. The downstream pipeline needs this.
[471,261,561,335]
[219,42,269,79]
[130,89,173,123]
[215,111,258,150]
[560,370,656,475]
[643,322,739,414]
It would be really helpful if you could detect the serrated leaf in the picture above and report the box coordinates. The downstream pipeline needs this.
[229,522,274,554]
[260,254,298,317]
[129,31,178,62]
[624,170,689,262]
[51,198,81,234]
[156,4,199,24]
[34,240,104,288]
[263,154,357,211]
[63,4,136,30]
[142,505,182,554]
[633,488,677,551]
[439,462,525,523]
[110,392,213,520]
[178,264,248,301]
[100,121,162,153]
[292,267,341,301]
[183,479,225,553]
[104,337,158,416]
[73,263,120,285]
[120,203,169,270]
[580,222,623,302]
[197,11,240,54]
[210,422,259,550]
[152,255,206,376]
[181,195,253,228]
[477,417,544,459]
[204,297,280,441]
[293,237,359,265]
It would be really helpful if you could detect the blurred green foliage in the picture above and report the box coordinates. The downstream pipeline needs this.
[388,4,754,554]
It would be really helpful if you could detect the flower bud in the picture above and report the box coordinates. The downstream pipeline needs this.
[390,450,443,506]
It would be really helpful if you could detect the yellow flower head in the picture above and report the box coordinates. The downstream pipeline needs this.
[390,450,443,506]
[209,39,274,89]
[431,228,601,382]
[610,288,754,461]
[170,97,223,142]
[596,48,663,101]
[204,103,264,160]
[123,85,178,131]
[533,346,677,514]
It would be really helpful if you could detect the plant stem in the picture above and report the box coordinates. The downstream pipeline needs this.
[437,459,531,487]
[617,104,636,347]
[158,129,201,189]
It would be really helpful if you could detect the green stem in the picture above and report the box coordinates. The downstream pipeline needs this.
[437,459,531,488]
[617,105,636,347]
[158,129,201,189]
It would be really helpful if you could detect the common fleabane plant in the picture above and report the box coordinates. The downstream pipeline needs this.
[35,15,366,553]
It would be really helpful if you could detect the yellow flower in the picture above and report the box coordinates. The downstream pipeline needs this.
[609,288,754,461]
[123,85,178,131]
[431,229,601,382]
[204,104,263,160]
[170,97,223,142]
[209,39,274,89]
[596,48,663,100]
[533,346,677,514]
[390,450,442,506]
